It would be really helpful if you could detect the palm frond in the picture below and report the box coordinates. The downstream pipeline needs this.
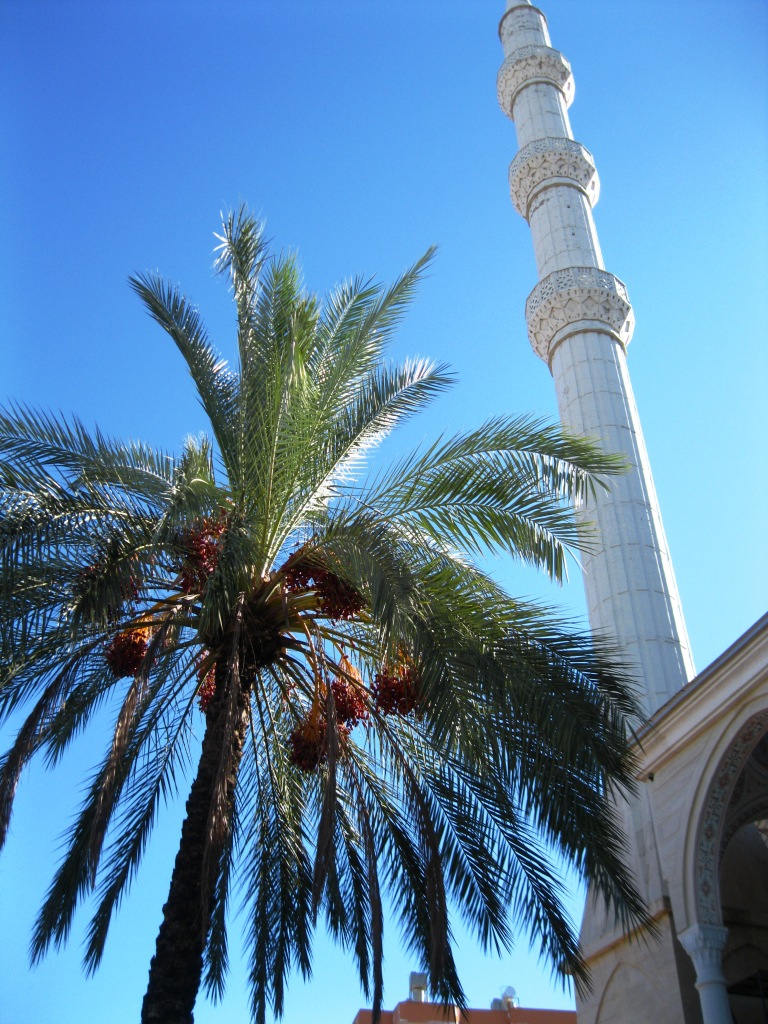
[0,403,175,508]
[83,669,194,972]
[213,206,269,319]
[128,273,241,477]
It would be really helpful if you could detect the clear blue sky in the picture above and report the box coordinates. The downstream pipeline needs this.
[2,2,767,1022]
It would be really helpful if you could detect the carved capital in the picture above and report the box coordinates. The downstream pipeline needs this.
[678,924,728,986]
[525,267,634,364]
[497,45,574,120]
[509,137,599,218]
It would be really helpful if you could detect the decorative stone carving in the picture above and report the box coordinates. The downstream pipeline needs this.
[497,45,574,119]
[694,712,768,923]
[678,924,729,985]
[721,731,768,846]
[508,137,599,218]
[678,924,734,1024]
[525,266,634,364]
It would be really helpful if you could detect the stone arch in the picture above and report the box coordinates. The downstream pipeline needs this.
[684,707,768,928]
[595,961,655,1024]
[676,706,768,1024]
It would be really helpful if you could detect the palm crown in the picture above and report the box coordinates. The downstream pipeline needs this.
[0,209,647,1024]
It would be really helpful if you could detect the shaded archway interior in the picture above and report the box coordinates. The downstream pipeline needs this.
[720,733,768,1023]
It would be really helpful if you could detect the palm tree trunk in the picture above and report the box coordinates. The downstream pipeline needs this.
[141,677,249,1024]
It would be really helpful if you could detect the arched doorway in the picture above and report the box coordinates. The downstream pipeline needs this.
[682,714,768,1024]
[719,732,768,1023]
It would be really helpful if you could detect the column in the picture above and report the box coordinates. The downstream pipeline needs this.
[678,924,733,1024]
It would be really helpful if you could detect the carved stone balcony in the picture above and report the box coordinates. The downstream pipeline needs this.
[508,137,599,218]
[497,45,573,119]
[525,266,634,363]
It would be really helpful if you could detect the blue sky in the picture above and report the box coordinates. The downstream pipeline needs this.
[2,1,767,1022]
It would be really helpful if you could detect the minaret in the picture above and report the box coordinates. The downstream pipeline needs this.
[497,1,695,714]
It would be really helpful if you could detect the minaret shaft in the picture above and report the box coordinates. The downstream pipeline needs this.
[499,1,695,712]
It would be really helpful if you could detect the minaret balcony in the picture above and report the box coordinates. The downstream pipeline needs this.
[497,44,573,119]
[508,137,599,218]
[525,266,635,365]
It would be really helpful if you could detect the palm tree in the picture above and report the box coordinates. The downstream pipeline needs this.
[0,208,647,1024]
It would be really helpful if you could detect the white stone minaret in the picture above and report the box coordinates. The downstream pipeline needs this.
[497,0,695,714]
